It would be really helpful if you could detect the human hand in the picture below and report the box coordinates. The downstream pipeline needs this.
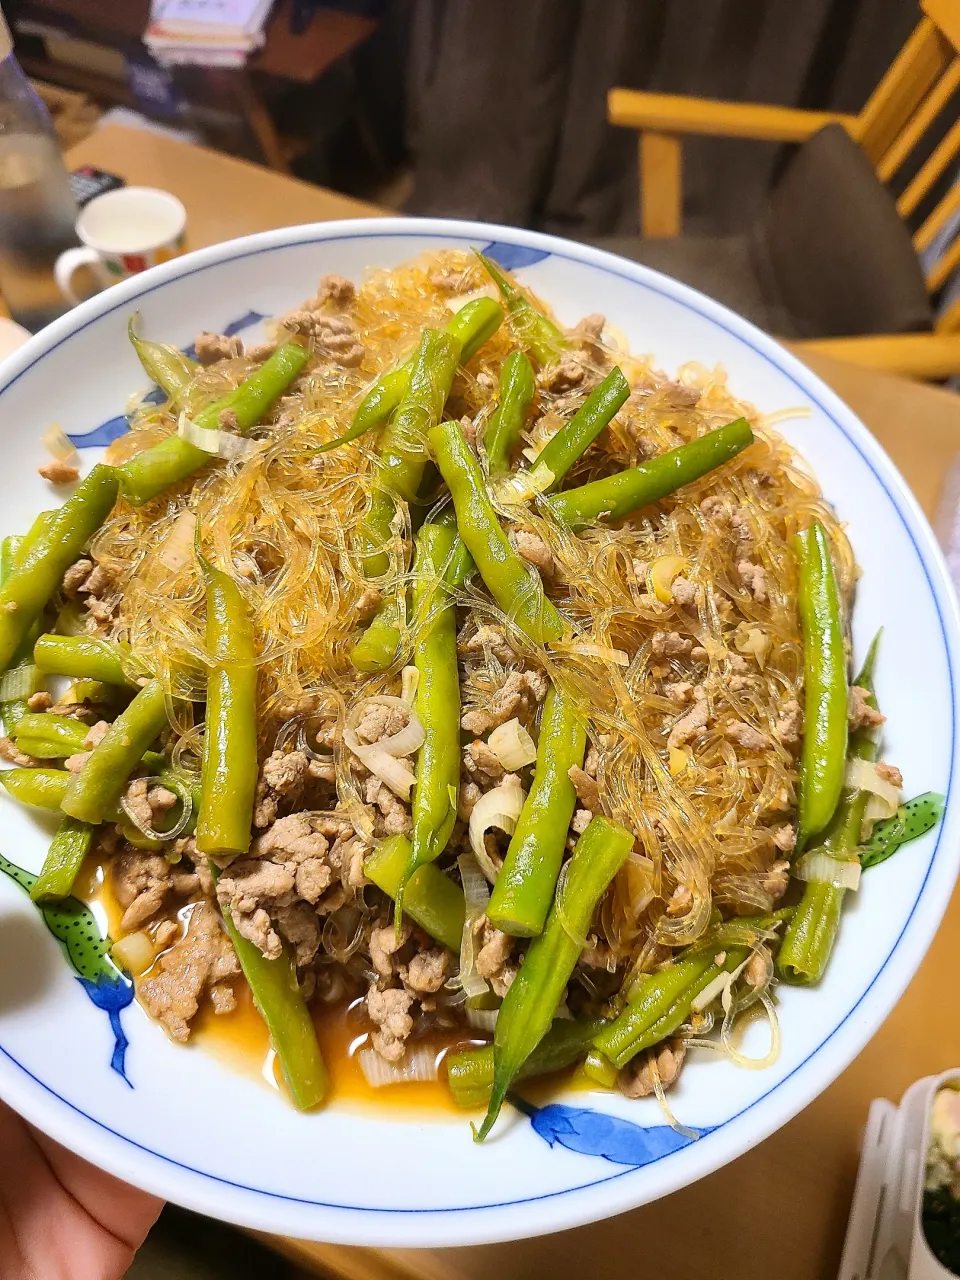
[0,1099,162,1280]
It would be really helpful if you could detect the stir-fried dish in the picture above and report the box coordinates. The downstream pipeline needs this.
[0,250,943,1128]
[925,1084,960,1275]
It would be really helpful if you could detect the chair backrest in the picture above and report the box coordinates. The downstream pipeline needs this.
[851,1,960,329]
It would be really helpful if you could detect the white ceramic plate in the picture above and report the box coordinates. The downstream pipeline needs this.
[0,217,957,1248]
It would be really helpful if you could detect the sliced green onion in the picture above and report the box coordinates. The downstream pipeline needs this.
[0,664,44,702]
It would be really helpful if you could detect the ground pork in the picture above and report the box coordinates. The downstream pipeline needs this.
[699,495,728,523]
[38,458,79,484]
[571,807,593,835]
[619,1040,686,1098]
[139,903,240,1042]
[876,761,903,788]
[775,699,802,744]
[464,740,505,781]
[83,720,110,749]
[369,920,412,979]
[0,736,37,766]
[215,860,297,960]
[366,984,414,1062]
[355,700,409,745]
[363,779,412,836]
[113,851,175,933]
[457,781,482,821]
[282,308,363,366]
[539,355,584,393]
[730,510,752,547]
[568,765,600,812]
[474,918,518,997]
[401,946,452,995]
[457,624,515,664]
[664,381,701,409]
[849,685,885,732]
[61,558,93,598]
[26,691,52,711]
[356,587,381,618]
[195,331,243,364]
[274,901,322,967]
[772,825,797,854]
[667,686,709,749]
[726,720,770,750]
[253,749,310,828]
[313,273,355,306]
[651,631,694,658]
[737,559,768,602]
[510,529,555,576]
[666,884,693,917]
[671,576,696,608]
[121,776,177,837]
[461,670,548,735]
[762,858,791,899]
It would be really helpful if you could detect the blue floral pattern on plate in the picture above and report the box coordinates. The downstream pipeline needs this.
[0,853,134,1086]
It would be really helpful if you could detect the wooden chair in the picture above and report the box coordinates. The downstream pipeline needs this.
[607,0,960,378]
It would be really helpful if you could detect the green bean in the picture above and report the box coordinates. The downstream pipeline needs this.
[477,253,568,366]
[476,815,633,1139]
[596,947,748,1069]
[779,636,878,984]
[389,524,460,916]
[62,678,127,710]
[31,816,95,901]
[364,834,464,952]
[215,869,327,1111]
[323,298,504,452]
[34,634,132,686]
[196,561,258,859]
[428,420,564,646]
[0,767,75,812]
[0,535,45,733]
[62,680,168,824]
[393,523,461,915]
[128,316,197,406]
[13,712,89,756]
[433,507,475,588]
[350,599,406,675]
[486,685,586,936]
[483,350,535,473]
[350,330,462,672]
[581,1048,619,1088]
[529,366,630,490]
[547,418,754,529]
[795,521,848,848]
[446,1017,607,1109]
[117,343,309,505]
[0,465,118,672]
[361,329,462,571]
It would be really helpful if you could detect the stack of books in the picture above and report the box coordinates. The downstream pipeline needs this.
[144,0,275,68]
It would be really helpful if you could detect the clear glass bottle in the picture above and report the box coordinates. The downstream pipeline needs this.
[0,6,79,331]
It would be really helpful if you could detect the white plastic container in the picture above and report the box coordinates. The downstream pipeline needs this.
[839,1071,960,1279]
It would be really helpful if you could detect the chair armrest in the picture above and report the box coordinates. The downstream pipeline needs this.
[608,88,858,142]
[792,333,960,380]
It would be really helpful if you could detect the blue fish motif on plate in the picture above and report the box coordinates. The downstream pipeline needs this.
[0,852,135,1086]
[479,241,552,271]
[68,308,270,450]
[511,1096,713,1167]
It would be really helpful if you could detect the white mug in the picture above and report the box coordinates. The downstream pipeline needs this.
[55,186,187,305]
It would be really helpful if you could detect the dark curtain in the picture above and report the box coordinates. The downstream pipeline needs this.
[405,0,917,236]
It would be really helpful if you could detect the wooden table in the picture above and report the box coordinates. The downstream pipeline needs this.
[64,124,960,1280]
